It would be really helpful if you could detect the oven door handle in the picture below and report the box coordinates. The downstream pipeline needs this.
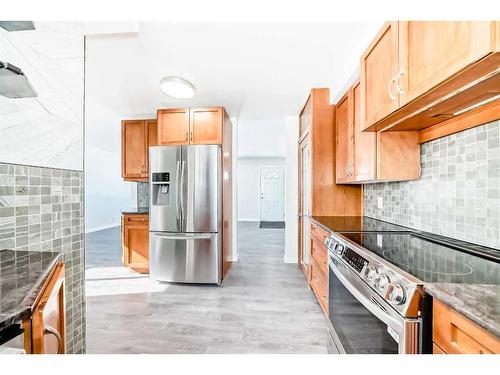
[329,259,404,333]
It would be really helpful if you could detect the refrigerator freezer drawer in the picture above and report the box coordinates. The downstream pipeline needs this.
[149,232,221,284]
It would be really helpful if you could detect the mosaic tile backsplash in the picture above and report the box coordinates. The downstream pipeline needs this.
[364,120,500,250]
[0,163,85,353]
[137,182,149,209]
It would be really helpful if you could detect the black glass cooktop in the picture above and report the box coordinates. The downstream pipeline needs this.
[312,216,410,233]
[340,232,500,284]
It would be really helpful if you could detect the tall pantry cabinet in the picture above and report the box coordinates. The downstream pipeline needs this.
[298,88,362,279]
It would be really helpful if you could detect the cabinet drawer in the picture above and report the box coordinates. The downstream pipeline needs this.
[311,235,328,272]
[310,222,330,243]
[310,256,328,314]
[433,299,500,354]
[123,214,149,225]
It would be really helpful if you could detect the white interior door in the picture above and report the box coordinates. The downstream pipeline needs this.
[259,166,285,222]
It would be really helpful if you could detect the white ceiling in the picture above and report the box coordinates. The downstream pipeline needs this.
[85,21,384,152]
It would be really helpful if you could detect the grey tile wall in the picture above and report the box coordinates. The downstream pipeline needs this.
[137,182,149,209]
[0,163,85,353]
[364,120,500,250]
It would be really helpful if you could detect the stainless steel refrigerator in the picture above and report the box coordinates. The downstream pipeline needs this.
[149,145,222,284]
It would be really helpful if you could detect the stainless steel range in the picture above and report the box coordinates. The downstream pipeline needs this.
[324,224,500,354]
[326,232,427,354]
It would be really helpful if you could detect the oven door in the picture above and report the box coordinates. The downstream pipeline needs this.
[328,254,420,354]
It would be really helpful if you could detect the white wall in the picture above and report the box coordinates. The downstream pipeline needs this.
[237,117,287,222]
[284,116,299,263]
[84,36,139,232]
[238,119,287,158]
[237,157,286,221]
[85,146,134,232]
[0,25,84,170]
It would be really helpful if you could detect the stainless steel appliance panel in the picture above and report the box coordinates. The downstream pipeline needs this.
[183,145,221,233]
[150,232,221,284]
[149,146,183,232]
[328,253,420,354]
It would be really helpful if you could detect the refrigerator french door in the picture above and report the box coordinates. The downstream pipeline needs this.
[149,145,222,284]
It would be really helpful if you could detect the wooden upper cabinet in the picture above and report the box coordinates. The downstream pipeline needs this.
[157,108,190,145]
[122,120,148,181]
[398,21,496,106]
[157,107,224,145]
[29,263,65,354]
[147,119,158,146]
[190,107,223,144]
[352,82,376,181]
[335,92,354,184]
[361,21,499,132]
[300,96,312,138]
[336,80,418,184]
[360,21,399,130]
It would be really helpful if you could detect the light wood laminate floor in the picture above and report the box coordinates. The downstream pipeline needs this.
[85,222,330,353]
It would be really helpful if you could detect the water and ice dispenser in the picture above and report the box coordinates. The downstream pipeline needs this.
[152,172,171,206]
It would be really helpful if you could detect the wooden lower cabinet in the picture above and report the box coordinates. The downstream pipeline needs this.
[24,262,65,354]
[433,299,500,354]
[309,225,329,315]
[122,213,150,274]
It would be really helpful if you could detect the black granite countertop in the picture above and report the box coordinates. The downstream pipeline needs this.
[0,250,61,332]
[424,283,500,339]
[122,208,149,215]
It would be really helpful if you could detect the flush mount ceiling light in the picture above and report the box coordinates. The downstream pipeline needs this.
[160,76,195,99]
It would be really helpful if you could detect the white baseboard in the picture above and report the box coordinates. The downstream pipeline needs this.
[85,223,120,234]
[283,255,298,264]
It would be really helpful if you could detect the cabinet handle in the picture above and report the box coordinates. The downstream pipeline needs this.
[388,77,397,100]
[190,131,193,141]
[396,71,405,95]
[44,325,62,354]
[185,132,188,141]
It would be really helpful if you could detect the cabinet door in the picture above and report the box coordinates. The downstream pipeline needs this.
[360,21,399,130]
[433,299,500,354]
[189,107,223,145]
[157,108,190,145]
[122,120,147,180]
[147,120,158,147]
[122,215,149,274]
[30,263,65,354]
[309,254,328,315]
[352,81,376,181]
[335,92,354,183]
[300,95,312,138]
[398,21,495,106]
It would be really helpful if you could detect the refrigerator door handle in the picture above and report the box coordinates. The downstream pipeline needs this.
[175,160,181,228]
[180,160,186,227]
[151,233,214,240]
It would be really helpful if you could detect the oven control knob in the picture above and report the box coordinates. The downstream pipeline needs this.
[373,274,390,291]
[325,238,332,248]
[363,266,377,282]
[335,243,345,255]
[388,284,406,305]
